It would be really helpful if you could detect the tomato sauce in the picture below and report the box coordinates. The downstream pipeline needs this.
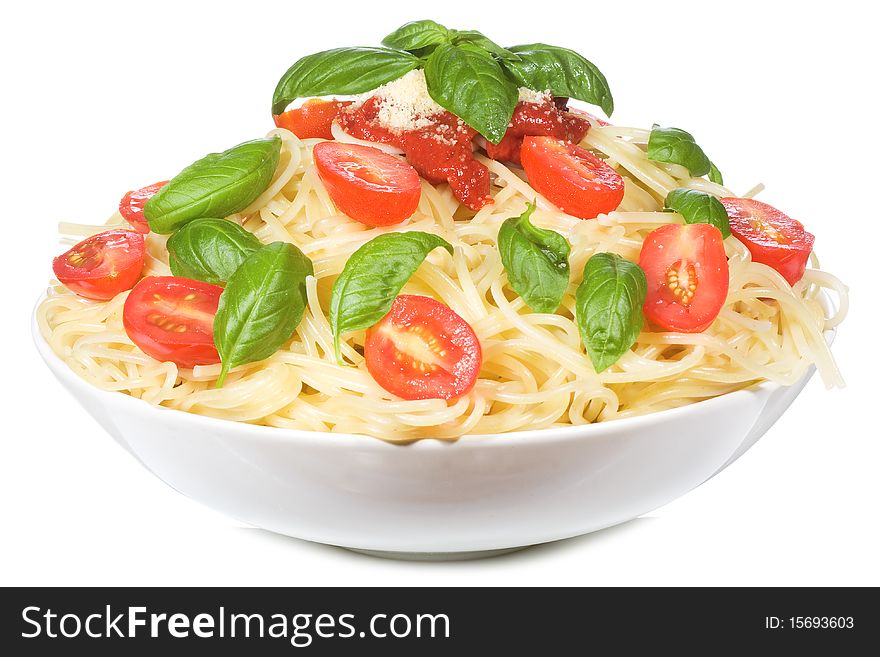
[397,114,493,212]
[338,98,492,211]
[484,101,590,164]
[336,96,590,212]
[336,97,404,149]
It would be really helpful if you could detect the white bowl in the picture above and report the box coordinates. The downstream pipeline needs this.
[32,298,831,559]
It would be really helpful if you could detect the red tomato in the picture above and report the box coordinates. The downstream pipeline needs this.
[720,197,814,285]
[119,181,169,233]
[520,136,624,219]
[123,276,223,368]
[364,295,482,401]
[639,224,729,333]
[313,142,421,226]
[273,99,352,140]
[52,230,145,301]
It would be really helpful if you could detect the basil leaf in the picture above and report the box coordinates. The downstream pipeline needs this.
[451,30,519,61]
[330,231,453,361]
[271,47,421,115]
[575,253,647,373]
[647,125,711,177]
[382,20,450,52]
[424,42,518,144]
[708,161,724,185]
[498,202,570,313]
[503,44,614,116]
[214,242,313,386]
[665,189,731,239]
[145,137,281,235]
[167,218,262,285]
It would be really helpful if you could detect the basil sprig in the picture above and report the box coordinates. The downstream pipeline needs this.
[381,20,450,52]
[274,21,614,143]
[498,202,570,313]
[272,47,421,115]
[708,162,724,185]
[329,231,453,361]
[383,21,518,61]
[502,44,614,116]
[145,137,281,235]
[450,30,518,61]
[167,218,261,285]
[214,242,313,386]
[425,43,518,145]
[575,253,647,373]
[665,189,731,239]
[646,125,712,178]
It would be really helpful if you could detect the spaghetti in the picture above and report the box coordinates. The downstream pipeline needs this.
[38,121,847,440]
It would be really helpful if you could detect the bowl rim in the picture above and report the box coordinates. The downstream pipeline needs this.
[32,290,836,450]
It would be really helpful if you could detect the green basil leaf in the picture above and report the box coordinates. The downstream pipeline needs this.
[450,30,519,61]
[424,42,518,144]
[145,137,281,235]
[382,20,450,52]
[575,252,647,373]
[167,218,262,285]
[503,44,614,116]
[330,231,453,362]
[271,47,421,115]
[498,202,570,313]
[647,125,711,177]
[664,189,731,239]
[708,161,724,185]
[214,242,313,386]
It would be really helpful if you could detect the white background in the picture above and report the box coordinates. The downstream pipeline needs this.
[3,0,878,586]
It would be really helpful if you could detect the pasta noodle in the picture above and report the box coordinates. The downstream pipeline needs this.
[37,122,848,441]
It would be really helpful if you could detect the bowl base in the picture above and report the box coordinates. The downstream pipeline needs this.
[343,545,532,561]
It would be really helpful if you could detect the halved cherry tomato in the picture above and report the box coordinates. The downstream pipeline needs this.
[313,142,421,226]
[720,197,814,286]
[52,229,145,300]
[119,181,169,233]
[520,136,624,219]
[123,276,223,368]
[273,99,352,140]
[364,295,482,401]
[639,223,729,333]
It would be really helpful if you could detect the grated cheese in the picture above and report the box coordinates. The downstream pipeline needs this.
[357,69,445,132]
[353,72,552,136]
[517,87,551,104]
